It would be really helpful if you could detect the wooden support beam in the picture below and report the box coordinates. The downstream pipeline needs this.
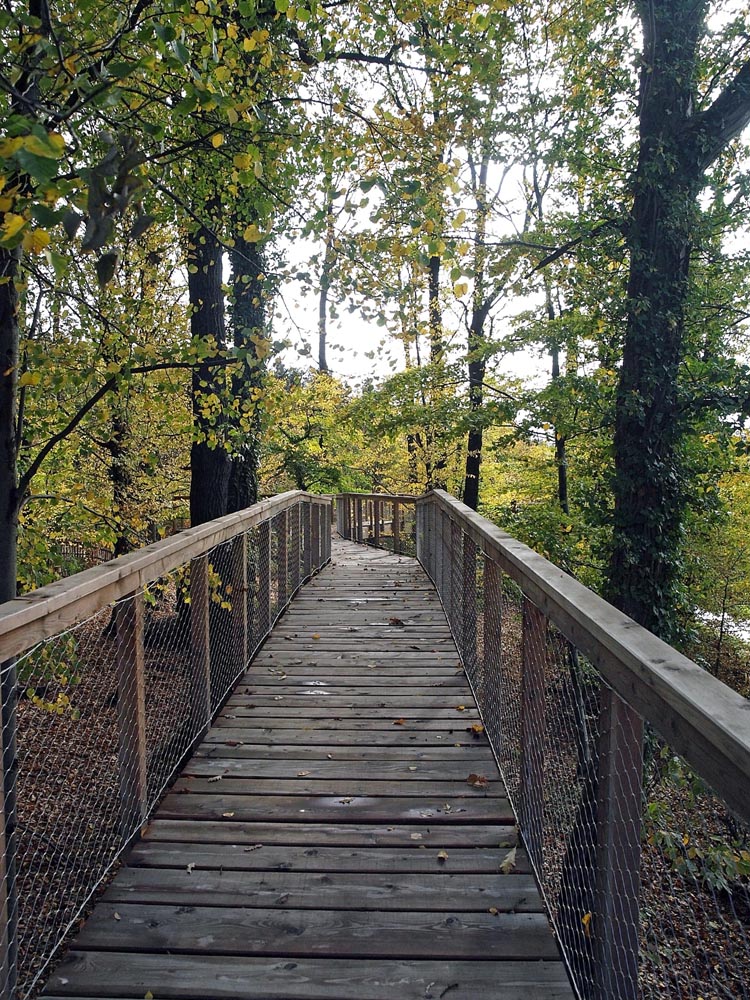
[189,555,211,739]
[257,521,272,638]
[520,596,547,873]
[392,502,401,554]
[116,593,147,837]
[230,533,248,677]
[277,511,288,609]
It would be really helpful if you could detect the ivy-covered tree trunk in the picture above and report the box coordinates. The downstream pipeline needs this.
[188,221,231,526]
[227,236,265,513]
[607,0,750,638]
[0,250,20,606]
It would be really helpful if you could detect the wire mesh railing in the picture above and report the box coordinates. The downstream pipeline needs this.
[0,491,331,1000]
[413,489,750,1000]
[335,493,417,556]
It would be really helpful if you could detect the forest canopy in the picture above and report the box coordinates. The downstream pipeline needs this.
[1,0,750,680]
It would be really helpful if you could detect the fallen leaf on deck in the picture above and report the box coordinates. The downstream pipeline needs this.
[297,770,310,776]
[244,844,263,852]
[467,773,489,788]
[469,723,485,735]
[312,633,321,640]
[222,811,235,818]
[393,718,406,726]
[225,740,243,747]
[437,850,448,864]
[145,993,154,1000]
[389,616,405,626]
[489,907,499,916]
[186,863,195,874]
[455,705,466,712]
[113,911,121,921]
[410,832,423,840]
[408,766,418,771]
[207,775,223,783]
[500,847,517,874]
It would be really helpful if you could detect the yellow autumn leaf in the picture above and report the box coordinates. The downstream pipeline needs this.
[211,133,224,148]
[453,281,469,297]
[0,137,24,158]
[18,371,41,387]
[23,134,61,158]
[243,223,261,242]
[233,153,252,169]
[226,106,239,125]
[22,228,50,253]
[0,213,27,243]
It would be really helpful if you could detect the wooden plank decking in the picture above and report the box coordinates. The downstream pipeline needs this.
[43,538,574,1000]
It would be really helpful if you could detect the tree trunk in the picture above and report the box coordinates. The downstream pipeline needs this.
[607,3,709,636]
[318,188,335,375]
[188,221,231,526]
[427,254,447,490]
[0,249,21,605]
[227,237,265,513]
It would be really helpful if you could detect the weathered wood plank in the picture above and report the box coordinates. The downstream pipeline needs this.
[103,868,543,911]
[128,843,529,874]
[74,903,560,960]
[45,954,574,1000]
[157,792,513,824]
[182,758,491,780]
[171,777,503,798]
[143,819,518,848]
[200,728,490,746]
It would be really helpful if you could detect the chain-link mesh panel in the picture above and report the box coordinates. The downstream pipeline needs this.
[418,496,750,1000]
[0,495,331,998]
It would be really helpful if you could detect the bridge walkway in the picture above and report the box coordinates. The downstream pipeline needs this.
[42,538,574,1000]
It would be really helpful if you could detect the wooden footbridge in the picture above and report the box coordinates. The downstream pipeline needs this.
[0,491,749,1000]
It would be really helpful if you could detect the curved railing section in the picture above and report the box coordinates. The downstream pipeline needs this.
[0,492,331,998]
[337,489,750,1000]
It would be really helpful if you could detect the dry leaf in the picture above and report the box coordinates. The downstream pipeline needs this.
[145,993,154,1000]
[469,723,485,735]
[225,740,243,747]
[499,847,517,874]
[312,633,321,640]
[388,616,405,626]
[207,775,223,783]
[410,832,423,840]
[582,911,592,939]
[113,911,121,921]
[467,773,489,789]
[455,705,466,712]
[297,770,310,776]
[222,811,235,818]
[437,850,448,864]
[244,844,263,853]
[488,906,499,916]
[186,863,195,874]
[393,718,406,726]
[408,766,418,771]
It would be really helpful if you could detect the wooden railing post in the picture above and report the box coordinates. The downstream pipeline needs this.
[482,558,503,710]
[393,501,401,554]
[116,593,147,837]
[354,497,363,543]
[311,502,321,570]
[302,502,313,578]
[593,690,643,1000]
[374,498,381,547]
[278,510,288,608]
[230,532,248,676]
[190,554,211,737]
[258,520,272,636]
[520,596,547,871]
[0,660,15,1000]
[462,534,478,674]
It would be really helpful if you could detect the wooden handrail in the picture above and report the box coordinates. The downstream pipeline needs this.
[420,489,750,826]
[0,491,329,662]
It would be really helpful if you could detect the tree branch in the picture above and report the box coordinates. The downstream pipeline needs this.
[18,358,237,496]
[688,60,750,173]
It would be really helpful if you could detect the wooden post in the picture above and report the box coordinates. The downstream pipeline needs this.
[374,498,381,548]
[450,520,462,636]
[483,558,503,711]
[462,535,478,676]
[311,503,321,571]
[278,510,288,608]
[520,596,547,872]
[354,497,363,543]
[116,593,147,837]
[230,533,248,676]
[0,676,13,1000]
[393,501,401,554]
[302,502,313,579]
[593,690,643,1000]
[190,554,211,737]
[258,520,272,636]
